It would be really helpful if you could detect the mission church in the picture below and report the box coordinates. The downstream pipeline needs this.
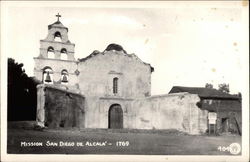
[34,14,241,135]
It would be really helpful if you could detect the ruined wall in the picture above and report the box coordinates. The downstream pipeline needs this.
[77,51,152,98]
[216,111,242,134]
[201,99,242,134]
[36,84,85,128]
[132,93,208,134]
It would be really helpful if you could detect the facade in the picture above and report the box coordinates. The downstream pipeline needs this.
[34,16,223,135]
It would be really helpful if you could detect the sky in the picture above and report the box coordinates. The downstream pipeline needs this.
[1,1,249,95]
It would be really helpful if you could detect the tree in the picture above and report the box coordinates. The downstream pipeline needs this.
[205,83,213,89]
[8,58,40,121]
[237,92,242,99]
[218,83,230,93]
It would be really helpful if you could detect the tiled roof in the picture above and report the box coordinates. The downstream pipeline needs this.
[169,86,240,99]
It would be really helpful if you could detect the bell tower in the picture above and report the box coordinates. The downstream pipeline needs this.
[39,13,75,60]
[34,14,78,86]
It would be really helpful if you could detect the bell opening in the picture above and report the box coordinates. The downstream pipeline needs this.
[61,75,68,83]
[45,72,52,82]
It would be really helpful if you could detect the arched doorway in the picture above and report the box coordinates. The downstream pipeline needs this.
[108,104,123,129]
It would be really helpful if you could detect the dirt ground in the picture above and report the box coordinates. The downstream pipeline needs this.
[7,127,241,155]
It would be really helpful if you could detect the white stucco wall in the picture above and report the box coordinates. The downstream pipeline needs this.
[77,51,152,98]
[82,92,208,134]
[132,93,208,134]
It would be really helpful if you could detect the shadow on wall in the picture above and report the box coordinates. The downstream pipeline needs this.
[43,86,85,128]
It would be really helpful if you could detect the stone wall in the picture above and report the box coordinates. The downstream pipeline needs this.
[36,84,85,128]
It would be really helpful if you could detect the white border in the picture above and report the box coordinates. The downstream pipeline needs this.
[1,1,249,162]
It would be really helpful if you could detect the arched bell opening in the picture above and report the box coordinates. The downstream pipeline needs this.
[47,47,55,59]
[54,31,62,42]
[61,69,69,85]
[43,67,53,84]
[60,48,68,60]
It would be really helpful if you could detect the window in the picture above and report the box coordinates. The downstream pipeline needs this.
[113,77,118,94]
[60,48,67,60]
[54,31,62,42]
[47,47,55,59]
[43,67,53,84]
[61,69,68,84]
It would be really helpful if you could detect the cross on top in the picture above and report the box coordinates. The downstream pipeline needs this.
[56,13,61,21]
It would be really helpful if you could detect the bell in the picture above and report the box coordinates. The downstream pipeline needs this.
[61,75,68,83]
[45,72,51,82]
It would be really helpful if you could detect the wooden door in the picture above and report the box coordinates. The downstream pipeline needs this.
[108,104,123,129]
